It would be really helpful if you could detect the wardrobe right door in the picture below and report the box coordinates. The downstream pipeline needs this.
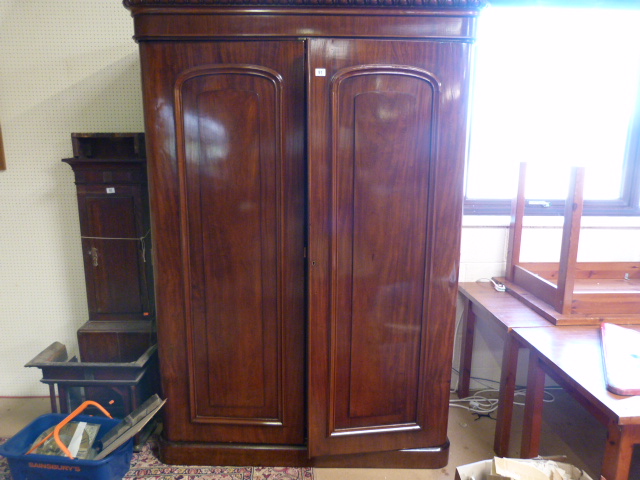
[307,37,472,459]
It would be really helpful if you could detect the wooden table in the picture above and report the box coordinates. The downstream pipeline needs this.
[457,282,551,455]
[514,325,640,480]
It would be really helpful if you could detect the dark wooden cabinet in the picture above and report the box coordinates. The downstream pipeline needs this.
[63,133,155,363]
[124,0,482,468]
[61,133,158,418]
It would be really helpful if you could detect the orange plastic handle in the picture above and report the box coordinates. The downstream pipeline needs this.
[26,400,112,458]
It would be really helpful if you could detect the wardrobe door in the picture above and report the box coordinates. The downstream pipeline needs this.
[307,38,471,457]
[140,40,306,445]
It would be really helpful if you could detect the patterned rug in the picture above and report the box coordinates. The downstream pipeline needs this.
[0,438,314,480]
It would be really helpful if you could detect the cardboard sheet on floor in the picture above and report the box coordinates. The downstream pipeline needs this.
[455,458,594,480]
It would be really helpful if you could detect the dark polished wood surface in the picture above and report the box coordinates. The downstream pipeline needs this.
[63,156,153,322]
[129,10,478,42]
[79,189,146,316]
[159,437,449,468]
[128,0,480,466]
[124,0,485,6]
[307,38,470,458]
[77,320,155,363]
[141,40,306,445]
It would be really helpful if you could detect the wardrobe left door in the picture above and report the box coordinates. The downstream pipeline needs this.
[139,40,307,445]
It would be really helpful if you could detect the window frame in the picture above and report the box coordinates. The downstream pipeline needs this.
[463,5,640,217]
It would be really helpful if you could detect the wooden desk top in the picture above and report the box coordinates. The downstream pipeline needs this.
[458,282,551,331]
[513,325,640,425]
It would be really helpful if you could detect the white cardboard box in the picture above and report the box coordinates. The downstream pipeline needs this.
[454,458,594,480]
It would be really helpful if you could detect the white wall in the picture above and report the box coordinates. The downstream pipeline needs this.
[1,1,639,397]
[0,0,143,396]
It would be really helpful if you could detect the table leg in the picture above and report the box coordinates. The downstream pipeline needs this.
[520,350,546,458]
[48,384,58,413]
[494,333,520,456]
[58,385,69,413]
[601,423,640,480]
[129,384,139,411]
[457,297,475,399]
[116,386,133,415]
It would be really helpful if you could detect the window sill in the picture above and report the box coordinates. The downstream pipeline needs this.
[462,215,640,229]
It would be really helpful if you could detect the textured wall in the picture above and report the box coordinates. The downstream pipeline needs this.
[0,0,143,396]
[1,1,639,398]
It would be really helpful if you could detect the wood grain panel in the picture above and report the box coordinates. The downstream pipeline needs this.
[179,67,280,421]
[349,91,422,421]
[308,38,471,457]
[199,89,269,410]
[140,41,305,445]
[512,265,559,305]
[332,77,433,430]
[81,193,144,316]
[572,292,640,315]
[129,9,478,42]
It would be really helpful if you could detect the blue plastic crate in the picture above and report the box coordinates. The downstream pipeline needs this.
[0,413,133,480]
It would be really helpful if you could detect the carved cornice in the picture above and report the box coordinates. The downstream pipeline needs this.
[123,0,485,8]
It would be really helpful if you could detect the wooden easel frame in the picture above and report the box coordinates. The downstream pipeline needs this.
[503,163,640,325]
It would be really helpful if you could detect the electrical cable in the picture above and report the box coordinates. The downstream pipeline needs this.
[450,385,555,415]
[450,277,555,415]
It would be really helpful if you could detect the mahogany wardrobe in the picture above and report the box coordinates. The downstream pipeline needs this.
[123,0,483,468]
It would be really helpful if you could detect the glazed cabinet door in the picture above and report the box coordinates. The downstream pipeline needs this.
[139,40,306,445]
[307,39,471,457]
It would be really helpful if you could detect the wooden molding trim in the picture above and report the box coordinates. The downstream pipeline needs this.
[123,0,485,8]
[0,125,5,171]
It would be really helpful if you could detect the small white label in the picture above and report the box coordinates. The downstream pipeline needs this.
[315,68,326,77]
[106,187,115,194]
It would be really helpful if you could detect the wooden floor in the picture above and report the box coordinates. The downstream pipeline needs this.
[1,391,638,479]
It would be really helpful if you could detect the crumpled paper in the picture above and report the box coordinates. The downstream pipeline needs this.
[492,457,591,480]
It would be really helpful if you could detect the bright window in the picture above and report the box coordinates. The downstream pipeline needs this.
[465,5,640,215]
